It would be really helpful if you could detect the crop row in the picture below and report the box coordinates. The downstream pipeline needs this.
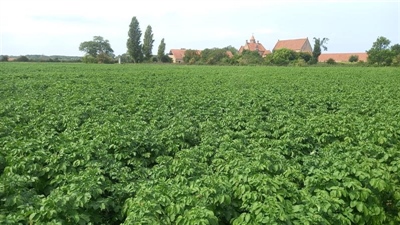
[0,63,399,224]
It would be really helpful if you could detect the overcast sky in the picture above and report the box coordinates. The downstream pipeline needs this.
[0,0,399,56]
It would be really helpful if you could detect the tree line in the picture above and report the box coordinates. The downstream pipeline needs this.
[1,16,398,66]
[78,17,170,64]
[182,37,327,66]
[181,36,400,66]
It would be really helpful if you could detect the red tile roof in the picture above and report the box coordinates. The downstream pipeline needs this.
[169,49,186,61]
[273,38,310,52]
[318,53,368,62]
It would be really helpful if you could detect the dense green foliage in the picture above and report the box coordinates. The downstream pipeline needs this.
[367,36,399,66]
[127,17,143,63]
[349,55,359,63]
[1,63,400,224]
[311,37,329,64]
[79,36,114,64]
[142,25,155,62]
[179,48,313,66]
[157,38,172,63]
[237,50,263,65]
[183,50,201,64]
[270,48,297,66]
[200,48,232,65]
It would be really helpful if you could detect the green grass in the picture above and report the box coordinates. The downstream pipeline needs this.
[1,63,400,224]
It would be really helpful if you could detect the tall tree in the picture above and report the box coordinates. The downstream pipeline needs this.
[157,38,166,61]
[392,44,400,66]
[311,37,329,64]
[367,36,393,66]
[223,45,238,55]
[79,36,114,58]
[391,44,400,55]
[127,17,143,63]
[142,25,154,61]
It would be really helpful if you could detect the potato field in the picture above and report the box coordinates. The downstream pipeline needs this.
[0,63,399,224]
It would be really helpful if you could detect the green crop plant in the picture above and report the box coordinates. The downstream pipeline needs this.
[0,63,399,224]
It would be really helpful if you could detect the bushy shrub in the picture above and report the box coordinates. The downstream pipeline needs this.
[297,52,312,63]
[82,55,97,63]
[326,58,336,65]
[271,48,297,66]
[294,58,307,67]
[349,55,359,62]
[238,50,263,65]
[97,53,114,64]
[160,54,172,63]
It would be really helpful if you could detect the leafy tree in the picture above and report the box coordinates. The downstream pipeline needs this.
[157,38,166,62]
[201,48,231,65]
[223,45,238,55]
[264,53,273,65]
[367,36,393,66]
[271,48,297,66]
[127,16,143,63]
[238,50,263,65]
[142,25,154,61]
[119,53,133,63]
[16,56,29,62]
[311,37,329,64]
[1,55,9,62]
[349,55,359,62]
[183,50,201,64]
[297,52,312,63]
[79,36,114,58]
[391,44,400,56]
[391,44,400,66]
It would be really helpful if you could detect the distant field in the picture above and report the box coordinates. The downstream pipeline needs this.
[1,63,399,224]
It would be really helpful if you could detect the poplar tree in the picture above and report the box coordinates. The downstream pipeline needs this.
[157,38,166,62]
[127,17,143,63]
[142,25,154,61]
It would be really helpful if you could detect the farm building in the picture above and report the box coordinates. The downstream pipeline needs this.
[168,49,187,63]
[318,53,368,63]
[273,38,312,53]
[238,35,271,57]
